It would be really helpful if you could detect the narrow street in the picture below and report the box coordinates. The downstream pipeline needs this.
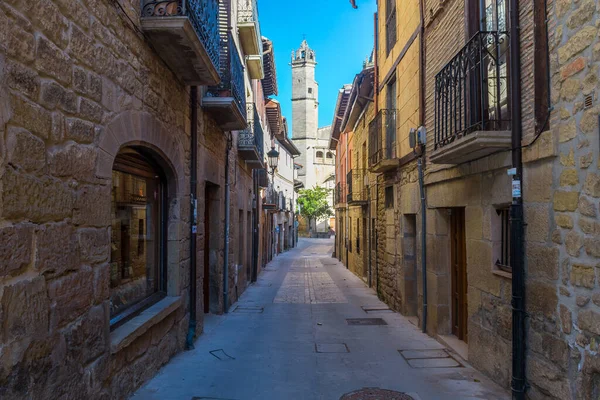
[133,239,509,400]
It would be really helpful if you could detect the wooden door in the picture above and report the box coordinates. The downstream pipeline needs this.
[451,208,468,342]
[203,186,211,313]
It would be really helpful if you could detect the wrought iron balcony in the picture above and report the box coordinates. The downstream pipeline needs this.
[204,32,247,130]
[238,103,265,167]
[256,168,269,188]
[346,170,368,206]
[432,31,511,164]
[335,183,347,207]
[263,187,279,211]
[141,0,220,85]
[368,109,398,173]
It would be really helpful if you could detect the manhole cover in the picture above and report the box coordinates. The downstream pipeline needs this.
[340,388,415,400]
[346,318,388,326]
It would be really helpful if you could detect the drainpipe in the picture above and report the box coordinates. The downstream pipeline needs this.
[509,0,526,396]
[223,133,232,313]
[251,169,259,282]
[417,157,427,334]
[345,132,349,269]
[186,86,198,350]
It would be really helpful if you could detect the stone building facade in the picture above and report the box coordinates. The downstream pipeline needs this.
[0,0,277,398]
[333,0,600,396]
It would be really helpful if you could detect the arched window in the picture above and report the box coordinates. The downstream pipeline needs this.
[316,151,324,160]
[110,147,167,327]
[326,152,333,159]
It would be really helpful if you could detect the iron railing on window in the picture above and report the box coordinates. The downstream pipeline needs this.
[239,103,264,159]
[368,109,397,168]
[207,30,246,118]
[335,183,347,204]
[434,31,511,150]
[141,0,221,71]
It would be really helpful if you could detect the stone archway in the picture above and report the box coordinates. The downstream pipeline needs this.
[96,111,186,195]
[96,111,187,298]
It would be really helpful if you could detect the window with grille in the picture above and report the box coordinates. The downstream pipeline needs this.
[385,186,394,209]
[494,207,511,273]
[385,0,397,56]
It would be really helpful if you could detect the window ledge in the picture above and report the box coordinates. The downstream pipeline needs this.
[110,296,181,354]
[492,269,513,280]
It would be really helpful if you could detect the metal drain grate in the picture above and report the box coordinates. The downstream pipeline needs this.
[340,388,416,400]
[232,306,264,313]
[346,318,388,326]
[399,349,462,368]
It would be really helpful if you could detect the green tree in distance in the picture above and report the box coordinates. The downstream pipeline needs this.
[297,186,333,233]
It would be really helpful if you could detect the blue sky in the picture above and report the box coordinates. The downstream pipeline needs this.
[258,0,377,135]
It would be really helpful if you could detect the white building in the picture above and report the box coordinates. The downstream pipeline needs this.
[290,40,336,233]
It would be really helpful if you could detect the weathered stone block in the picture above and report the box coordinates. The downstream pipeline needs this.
[6,126,45,171]
[556,0,572,18]
[571,264,596,288]
[1,277,49,342]
[578,195,597,217]
[560,79,581,102]
[79,97,104,123]
[3,15,35,63]
[35,222,79,276]
[39,80,78,114]
[554,191,580,211]
[525,203,550,242]
[527,355,572,400]
[584,238,600,258]
[565,230,584,256]
[527,281,558,319]
[93,264,110,304]
[2,168,74,222]
[560,148,575,166]
[583,172,600,197]
[527,243,559,280]
[558,119,577,142]
[582,71,598,95]
[73,184,111,227]
[47,266,94,328]
[576,296,590,307]
[580,107,600,134]
[6,60,40,99]
[28,0,69,49]
[578,309,600,335]
[579,217,600,234]
[558,26,597,65]
[64,305,108,364]
[78,228,109,264]
[566,0,596,29]
[580,152,593,168]
[35,35,71,85]
[555,213,574,229]
[560,304,572,334]
[70,24,96,67]
[0,224,33,277]
[10,94,53,139]
[468,323,510,388]
[524,161,553,202]
[66,118,95,144]
[559,169,579,186]
[48,143,97,182]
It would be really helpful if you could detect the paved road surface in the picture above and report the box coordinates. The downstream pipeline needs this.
[133,238,509,400]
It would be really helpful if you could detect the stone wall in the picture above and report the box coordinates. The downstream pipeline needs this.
[525,0,600,397]
[0,0,256,398]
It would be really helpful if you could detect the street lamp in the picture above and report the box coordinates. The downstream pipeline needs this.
[267,146,279,175]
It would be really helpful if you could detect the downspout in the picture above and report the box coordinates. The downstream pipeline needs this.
[368,11,379,289]
[345,131,349,269]
[223,133,232,313]
[186,86,198,350]
[251,169,259,282]
[509,0,526,397]
[417,157,427,334]
[418,0,427,335]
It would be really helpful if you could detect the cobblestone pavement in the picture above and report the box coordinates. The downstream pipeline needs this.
[133,238,509,400]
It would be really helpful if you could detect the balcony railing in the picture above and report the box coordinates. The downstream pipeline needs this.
[432,31,511,164]
[237,0,263,78]
[238,103,265,166]
[141,0,220,85]
[368,109,398,172]
[346,170,368,205]
[204,30,247,130]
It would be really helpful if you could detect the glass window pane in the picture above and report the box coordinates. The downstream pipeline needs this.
[110,167,161,318]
